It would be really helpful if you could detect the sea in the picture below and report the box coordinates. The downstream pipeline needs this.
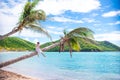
[0,52,120,80]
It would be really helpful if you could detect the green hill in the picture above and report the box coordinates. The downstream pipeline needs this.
[41,39,120,52]
[0,37,120,52]
[97,41,120,51]
[0,37,35,51]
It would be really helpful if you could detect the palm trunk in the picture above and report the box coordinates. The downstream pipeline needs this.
[0,42,60,68]
[0,28,19,40]
[0,20,25,40]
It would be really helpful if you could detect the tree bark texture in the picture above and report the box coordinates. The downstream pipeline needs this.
[0,42,60,68]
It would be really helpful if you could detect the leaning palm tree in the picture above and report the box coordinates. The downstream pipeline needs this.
[59,27,94,57]
[0,27,94,68]
[0,0,51,40]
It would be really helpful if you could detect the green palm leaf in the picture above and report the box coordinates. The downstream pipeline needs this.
[68,27,94,39]
[30,10,46,20]
[19,0,40,22]
[61,27,94,57]
[16,0,51,40]
[69,38,80,51]
[25,23,51,39]
[31,0,40,9]
[19,2,31,22]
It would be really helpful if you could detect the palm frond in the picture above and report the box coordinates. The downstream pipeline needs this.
[81,38,98,45]
[68,27,94,39]
[19,0,41,22]
[25,24,51,39]
[18,9,46,30]
[26,10,46,23]
[31,0,40,9]
[17,0,51,41]
[19,2,31,22]
[69,38,80,51]
[63,29,67,36]
[32,10,46,20]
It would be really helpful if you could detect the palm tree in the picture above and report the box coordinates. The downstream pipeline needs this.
[0,27,94,68]
[59,27,94,57]
[0,0,51,40]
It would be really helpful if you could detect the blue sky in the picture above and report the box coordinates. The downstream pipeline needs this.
[0,0,120,46]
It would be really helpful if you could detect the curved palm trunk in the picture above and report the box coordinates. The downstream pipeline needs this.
[0,28,19,40]
[0,42,60,68]
[0,20,25,40]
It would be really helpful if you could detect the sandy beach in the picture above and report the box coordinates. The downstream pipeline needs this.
[0,69,38,80]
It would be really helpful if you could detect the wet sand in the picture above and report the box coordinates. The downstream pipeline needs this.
[0,69,38,80]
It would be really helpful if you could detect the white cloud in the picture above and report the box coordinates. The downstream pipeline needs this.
[82,18,95,23]
[0,13,17,35]
[15,29,48,38]
[47,27,63,35]
[95,31,120,41]
[47,26,65,31]
[102,10,120,17]
[48,30,63,35]
[93,23,101,26]
[0,2,8,8]
[0,0,49,38]
[52,16,83,23]
[0,0,101,36]
[97,28,102,31]
[33,38,39,44]
[95,31,120,46]
[47,26,56,29]
[68,28,74,32]
[108,21,120,25]
[24,38,30,42]
[115,21,120,25]
[46,25,69,35]
[0,0,26,35]
[91,13,99,17]
[37,0,101,15]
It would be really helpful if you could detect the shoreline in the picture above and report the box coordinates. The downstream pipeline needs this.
[0,69,39,80]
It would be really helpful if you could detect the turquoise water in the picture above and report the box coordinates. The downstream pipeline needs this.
[0,52,120,80]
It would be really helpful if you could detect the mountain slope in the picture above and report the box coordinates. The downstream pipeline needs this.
[41,39,120,52]
[97,41,120,51]
[0,37,35,51]
[0,37,120,52]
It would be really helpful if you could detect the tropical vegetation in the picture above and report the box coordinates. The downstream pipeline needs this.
[0,0,119,68]
[0,0,51,40]
[0,26,96,68]
[0,37,120,52]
